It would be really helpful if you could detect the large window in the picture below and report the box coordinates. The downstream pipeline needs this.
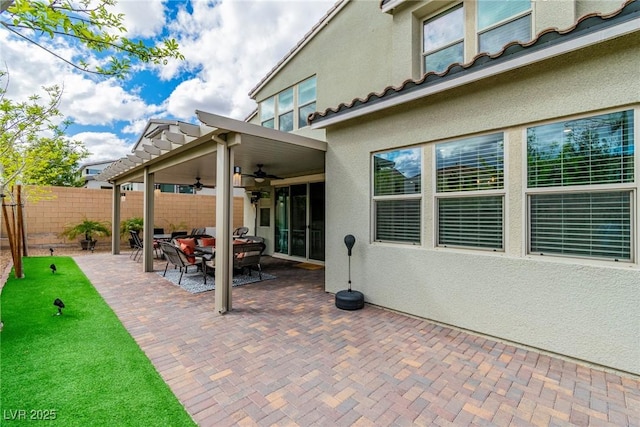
[477,0,531,54]
[298,76,316,128]
[435,133,505,250]
[373,148,422,244]
[423,4,464,74]
[259,76,316,131]
[260,97,275,129]
[278,88,294,132]
[527,110,634,261]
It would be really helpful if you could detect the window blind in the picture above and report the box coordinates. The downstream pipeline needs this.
[375,199,421,243]
[438,196,503,249]
[528,110,634,188]
[436,133,504,192]
[373,148,422,244]
[530,192,631,260]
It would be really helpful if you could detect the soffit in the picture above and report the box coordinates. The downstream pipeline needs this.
[96,112,326,189]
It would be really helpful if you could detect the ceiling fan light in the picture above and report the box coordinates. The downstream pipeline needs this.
[254,177,265,183]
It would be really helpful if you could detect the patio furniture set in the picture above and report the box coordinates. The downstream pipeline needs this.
[129,227,265,285]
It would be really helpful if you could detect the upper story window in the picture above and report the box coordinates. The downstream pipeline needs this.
[278,88,294,132]
[298,76,317,128]
[477,0,531,54]
[423,4,464,74]
[259,76,317,132]
[260,97,275,129]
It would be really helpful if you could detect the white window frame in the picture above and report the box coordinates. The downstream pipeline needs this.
[434,133,506,251]
[477,0,532,54]
[525,109,636,262]
[260,96,275,129]
[422,3,465,75]
[297,76,317,129]
[259,76,317,131]
[371,147,422,245]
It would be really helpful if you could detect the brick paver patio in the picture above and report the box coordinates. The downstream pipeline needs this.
[74,253,640,426]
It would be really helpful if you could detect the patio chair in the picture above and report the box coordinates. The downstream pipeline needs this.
[171,230,188,239]
[233,241,266,279]
[129,230,144,262]
[130,230,161,261]
[158,241,208,285]
[233,226,249,238]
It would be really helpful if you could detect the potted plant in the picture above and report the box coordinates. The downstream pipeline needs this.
[60,217,111,250]
[120,217,144,248]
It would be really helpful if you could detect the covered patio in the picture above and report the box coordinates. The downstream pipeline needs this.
[75,252,640,426]
[97,111,326,314]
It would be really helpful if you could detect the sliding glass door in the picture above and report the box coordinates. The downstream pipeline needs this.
[274,182,325,261]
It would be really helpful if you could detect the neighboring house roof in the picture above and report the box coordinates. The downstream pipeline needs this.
[132,119,180,152]
[248,0,347,99]
[80,159,118,169]
[309,0,639,127]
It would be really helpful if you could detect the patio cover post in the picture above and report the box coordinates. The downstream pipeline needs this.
[143,168,155,272]
[112,185,122,254]
[215,137,233,313]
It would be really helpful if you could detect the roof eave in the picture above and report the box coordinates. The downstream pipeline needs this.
[310,16,639,129]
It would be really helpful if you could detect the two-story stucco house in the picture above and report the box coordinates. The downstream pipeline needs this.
[248,0,639,375]
[100,0,639,375]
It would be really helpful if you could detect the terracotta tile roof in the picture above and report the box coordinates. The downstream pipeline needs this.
[309,0,638,125]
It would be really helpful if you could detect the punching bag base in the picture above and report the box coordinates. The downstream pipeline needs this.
[335,290,364,310]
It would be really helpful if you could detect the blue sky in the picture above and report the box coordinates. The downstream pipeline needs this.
[1,0,335,163]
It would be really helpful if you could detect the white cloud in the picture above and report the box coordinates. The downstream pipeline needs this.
[2,0,335,163]
[162,0,335,119]
[114,0,168,38]
[72,132,133,162]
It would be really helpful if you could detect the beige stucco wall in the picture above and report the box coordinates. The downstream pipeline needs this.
[323,32,640,374]
[253,1,394,118]
[1,186,244,249]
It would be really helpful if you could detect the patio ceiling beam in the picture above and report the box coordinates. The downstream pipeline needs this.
[134,150,152,161]
[142,144,163,156]
[145,141,217,174]
[178,122,200,136]
[161,131,193,146]
[111,168,144,185]
[151,138,174,151]
[126,154,143,164]
[196,110,327,151]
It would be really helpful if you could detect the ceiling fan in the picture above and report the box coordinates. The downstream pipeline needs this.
[189,177,215,191]
[243,164,282,183]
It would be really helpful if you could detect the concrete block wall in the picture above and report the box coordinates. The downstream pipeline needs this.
[1,186,244,249]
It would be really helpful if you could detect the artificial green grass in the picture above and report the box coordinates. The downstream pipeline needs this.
[1,257,196,426]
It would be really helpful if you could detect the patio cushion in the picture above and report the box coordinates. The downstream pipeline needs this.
[176,238,197,264]
[181,245,197,264]
[176,238,196,250]
[200,237,216,247]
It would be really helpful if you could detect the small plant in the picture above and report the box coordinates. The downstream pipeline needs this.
[120,217,144,237]
[165,220,188,233]
[60,218,111,250]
